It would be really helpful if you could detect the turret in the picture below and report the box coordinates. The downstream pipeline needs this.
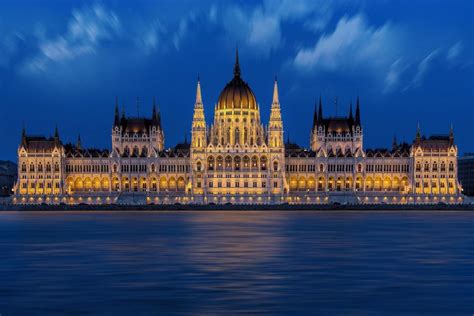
[269,77,284,148]
[191,76,206,150]
[54,125,60,146]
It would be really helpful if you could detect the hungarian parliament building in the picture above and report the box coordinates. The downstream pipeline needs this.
[13,52,464,205]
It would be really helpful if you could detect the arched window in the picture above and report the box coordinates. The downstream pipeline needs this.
[141,146,148,157]
[234,156,241,170]
[38,163,43,172]
[319,164,324,173]
[133,146,139,157]
[123,147,130,157]
[21,163,26,172]
[235,128,240,145]
[208,156,214,171]
[273,161,278,172]
[197,161,202,172]
[151,164,155,172]
[260,156,267,171]
[449,162,454,172]
[54,163,60,172]
[46,163,51,172]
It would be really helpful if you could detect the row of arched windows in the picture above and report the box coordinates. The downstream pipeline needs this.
[22,162,59,173]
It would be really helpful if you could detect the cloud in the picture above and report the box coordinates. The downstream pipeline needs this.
[22,4,121,74]
[447,41,462,62]
[293,14,399,73]
[384,58,409,93]
[217,0,326,56]
[405,49,440,90]
[172,13,196,51]
[136,19,166,53]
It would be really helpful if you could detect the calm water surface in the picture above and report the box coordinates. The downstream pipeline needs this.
[0,210,473,315]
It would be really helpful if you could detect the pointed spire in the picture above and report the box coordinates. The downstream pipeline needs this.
[449,124,454,145]
[272,76,279,105]
[234,48,241,78]
[416,123,421,143]
[196,76,202,105]
[54,124,59,138]
[114,97,120,126]
[77,134,82,150]
[21,125,27,146]
[392,133,397,151]
[355,95,361,126]
[317,95,323,124]
[312,101,318,128]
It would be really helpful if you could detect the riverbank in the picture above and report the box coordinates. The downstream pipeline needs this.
[2,203,474,211]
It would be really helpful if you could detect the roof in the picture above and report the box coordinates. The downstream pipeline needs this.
[64,144,110,158]
[22,136,59,153]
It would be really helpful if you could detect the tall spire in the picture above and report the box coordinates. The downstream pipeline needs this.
[234,48,241,78]
[312,101,318,128]
[392,133,397,151]
[416,123,421,143]
[355,95,361,126]
[449,124,454,145]
[196,76,203,105]
[77,134,82,150]
[272,76,279,105]
[114,97,120,126]
[54,124,59,138]
[317,95,323,125]
[21,125,27,146]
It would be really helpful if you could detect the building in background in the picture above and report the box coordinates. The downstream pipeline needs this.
[458,153,474,196]
[0,161,17,196]
[13,51,464,205]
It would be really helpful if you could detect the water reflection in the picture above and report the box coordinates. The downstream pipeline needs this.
[0,211,473,315]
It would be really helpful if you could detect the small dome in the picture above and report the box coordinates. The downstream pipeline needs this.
[217,50,257,111]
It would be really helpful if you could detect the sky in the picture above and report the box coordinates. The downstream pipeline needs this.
[0,0,473,161]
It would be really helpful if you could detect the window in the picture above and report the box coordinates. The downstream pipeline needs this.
[21,163,26,172]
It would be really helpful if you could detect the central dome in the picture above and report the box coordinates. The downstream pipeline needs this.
[217,51,257,111]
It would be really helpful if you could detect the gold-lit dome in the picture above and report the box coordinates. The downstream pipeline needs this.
[217,51,257,111]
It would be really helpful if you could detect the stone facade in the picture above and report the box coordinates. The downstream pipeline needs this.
[13,52,465,205]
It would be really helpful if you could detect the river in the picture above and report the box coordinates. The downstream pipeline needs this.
[0,210,473,315]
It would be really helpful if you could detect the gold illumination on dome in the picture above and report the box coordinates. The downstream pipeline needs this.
[217,50,257,111]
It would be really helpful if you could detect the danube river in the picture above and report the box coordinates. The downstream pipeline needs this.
[0,211,473,315]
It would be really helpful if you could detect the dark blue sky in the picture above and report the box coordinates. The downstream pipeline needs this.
[0,0,473,161]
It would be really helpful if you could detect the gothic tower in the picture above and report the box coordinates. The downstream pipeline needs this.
[190,77,207,195]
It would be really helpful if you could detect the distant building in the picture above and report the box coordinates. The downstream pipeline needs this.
[13,51,465,205]
[0,161,17,196]
[458,153,474,196]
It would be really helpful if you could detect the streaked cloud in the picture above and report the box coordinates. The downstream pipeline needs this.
[22,4,121,74]
[447,41,462,62]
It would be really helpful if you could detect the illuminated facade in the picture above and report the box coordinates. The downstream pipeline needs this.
[13,52,464,205]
